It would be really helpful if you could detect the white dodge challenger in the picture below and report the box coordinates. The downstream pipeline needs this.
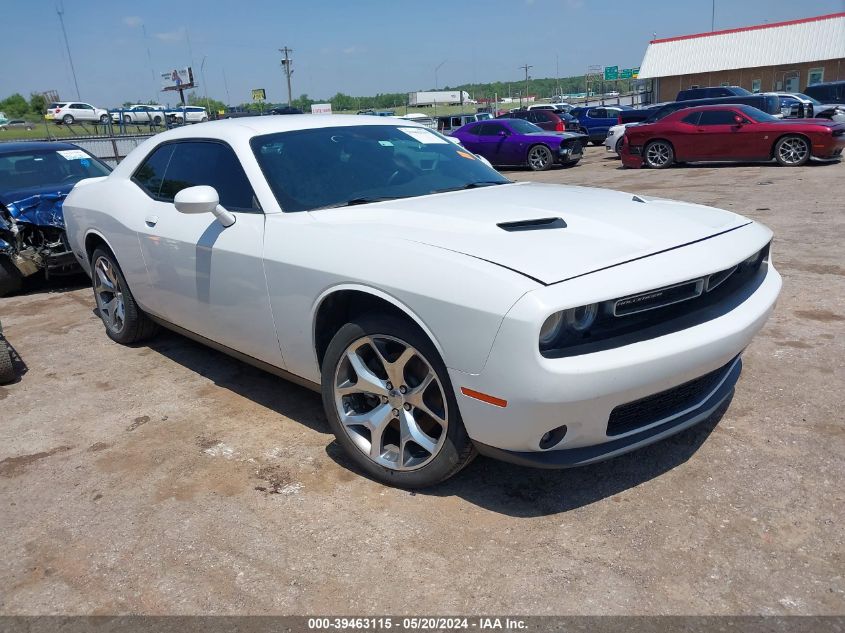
[63,115,781,488]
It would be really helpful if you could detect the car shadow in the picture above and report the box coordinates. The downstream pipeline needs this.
[11,272,90,297]
[325,394,732,518]
[138,326,730,517]
[144,329,329,435]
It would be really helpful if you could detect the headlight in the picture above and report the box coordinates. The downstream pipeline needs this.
[539,312,565,347]
[539,303,599,350]
[563,303,598,331]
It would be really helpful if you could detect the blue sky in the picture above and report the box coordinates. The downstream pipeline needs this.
[1,0,842,107]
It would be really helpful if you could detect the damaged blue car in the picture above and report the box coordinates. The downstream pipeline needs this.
[0,142,111,296]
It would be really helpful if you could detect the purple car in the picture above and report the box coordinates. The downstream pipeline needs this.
[451,118,585,171]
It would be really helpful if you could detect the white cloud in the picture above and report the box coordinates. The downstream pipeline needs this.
[123,16,143,28]
[154,27,186,42]
[342,46,357,55]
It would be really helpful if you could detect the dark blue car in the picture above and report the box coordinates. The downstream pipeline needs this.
[569,105,633,145]
[0,141,111,295]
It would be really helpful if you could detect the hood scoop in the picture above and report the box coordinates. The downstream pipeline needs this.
[497,217,567,232]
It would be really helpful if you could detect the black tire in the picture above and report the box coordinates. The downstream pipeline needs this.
[99,114,109,124]
[91,248,158,344]
[774,135,810,166]
[123,115,132,124]
[527,144,554,171]
[0,256,23,297]
[0,340,14,384]
[153,116,162,125]
[201,116,208,122]
[62,114,74,125]
[321,314,476,488]
[643,140,675,169]
[615,137,624,155]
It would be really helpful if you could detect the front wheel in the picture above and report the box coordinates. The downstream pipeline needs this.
[527,144,554,171]
[153,115,162,125]
[321,315,476,488]
[643,140,674,168]
[615,137,624,155]
[99,114,109,124]
[774,135,810,166]
[91,248,158,344]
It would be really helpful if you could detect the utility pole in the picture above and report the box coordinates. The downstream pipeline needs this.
[56,2,81,100]
[520,63,532,106]
[279,47,293,107]
[711,0,715,31]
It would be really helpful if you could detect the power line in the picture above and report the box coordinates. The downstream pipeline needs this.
[56,2,80,100]
[279,47,293,107]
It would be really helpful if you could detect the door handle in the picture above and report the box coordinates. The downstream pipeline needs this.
[144,215,158,227]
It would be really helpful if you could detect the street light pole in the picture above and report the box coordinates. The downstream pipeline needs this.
[434,59,447,116]
[56,2,81,100]
[200,56,210,113]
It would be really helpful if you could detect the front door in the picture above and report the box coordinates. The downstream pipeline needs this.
[132,140,283,367]
[474,122,516,164]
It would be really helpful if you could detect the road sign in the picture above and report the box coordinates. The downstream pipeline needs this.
[620,68,633,79]
[604,66,618,81]
[252,88,266,101]
[632,67,640,79]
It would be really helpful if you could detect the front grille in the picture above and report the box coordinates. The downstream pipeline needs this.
[606,358,735,436]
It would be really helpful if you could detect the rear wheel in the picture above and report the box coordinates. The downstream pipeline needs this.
[774,135,810,166]
[62,114,74,125]
[153,115,162,125]
[527,144,554,171]
[322,314,475,488]
[643,140,674,168]
[91,248,158,344]
[0,256,23,297]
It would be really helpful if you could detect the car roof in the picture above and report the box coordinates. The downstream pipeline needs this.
[0,141,83,155]
[144,115,427,142]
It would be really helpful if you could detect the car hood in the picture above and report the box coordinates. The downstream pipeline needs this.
[309,182,751,285]
[0,184,74,228]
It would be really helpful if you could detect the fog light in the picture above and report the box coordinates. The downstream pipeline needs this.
[539,425,568,449]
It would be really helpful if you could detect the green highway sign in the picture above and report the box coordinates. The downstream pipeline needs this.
[620,68,632,79]
[604,66,618,81]
[633,67,640,78]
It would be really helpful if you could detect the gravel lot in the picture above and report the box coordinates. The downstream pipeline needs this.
[1,149,843,615]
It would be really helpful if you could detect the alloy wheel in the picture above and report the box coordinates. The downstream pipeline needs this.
[778,138,809,165]
[333,335,449,471]
[645,141,671,167]
[528,145,553,170]
[93,256,126,334]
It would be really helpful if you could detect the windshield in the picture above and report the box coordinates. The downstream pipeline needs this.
[0,148,110,192]
[793,93,822,105]
[738,105,779,123]
[507,119,544,134]
[251,125,510,212]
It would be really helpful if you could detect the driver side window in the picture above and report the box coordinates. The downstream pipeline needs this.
[133,141,261,213]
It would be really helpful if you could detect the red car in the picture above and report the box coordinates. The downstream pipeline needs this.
[621,104,845,169]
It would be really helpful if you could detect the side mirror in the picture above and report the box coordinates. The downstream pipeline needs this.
[733,115,745,125]
[174,185,236,227]
[498,129,509,136]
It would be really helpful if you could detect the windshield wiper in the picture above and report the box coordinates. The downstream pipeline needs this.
[310,196,408,211]
[429,181,508,195]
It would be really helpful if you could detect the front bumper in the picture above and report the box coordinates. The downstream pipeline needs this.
[449,224,780,466]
